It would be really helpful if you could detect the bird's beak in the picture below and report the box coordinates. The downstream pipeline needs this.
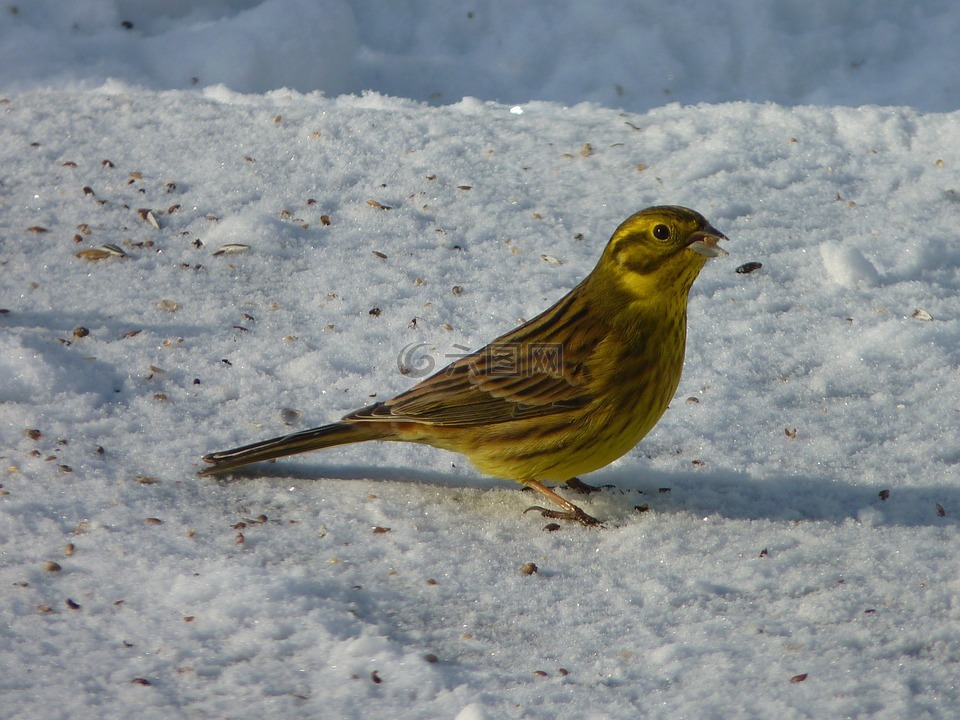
[685,227,728,258]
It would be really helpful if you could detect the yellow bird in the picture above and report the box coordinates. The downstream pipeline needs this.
[200,206,727,524]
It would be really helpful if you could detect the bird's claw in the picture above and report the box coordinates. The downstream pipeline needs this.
[524,505,603,527]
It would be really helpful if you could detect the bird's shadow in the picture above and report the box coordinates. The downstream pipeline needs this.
[204,459,958,529]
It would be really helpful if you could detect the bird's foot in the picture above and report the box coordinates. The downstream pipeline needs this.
[522,479,604,526]
[564,477,612,495]
[523,505,603,527]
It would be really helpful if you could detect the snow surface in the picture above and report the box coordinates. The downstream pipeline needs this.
[1,2,960,719]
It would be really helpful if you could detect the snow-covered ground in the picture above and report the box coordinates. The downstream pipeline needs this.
[1,2,959,719]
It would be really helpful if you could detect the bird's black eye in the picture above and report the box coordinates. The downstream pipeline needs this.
[652,224,671,241]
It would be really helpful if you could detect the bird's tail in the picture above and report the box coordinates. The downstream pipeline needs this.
[199,422,388,475]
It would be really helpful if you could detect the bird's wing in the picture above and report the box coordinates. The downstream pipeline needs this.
[345,283,601,427]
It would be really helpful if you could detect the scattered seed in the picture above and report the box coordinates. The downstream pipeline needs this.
[37,604,54,614]
[64,543,75,556]
[168,204,181,214]
[879,489,890,501]
[235,531,245,544]
[543,522,562,531]
[533,670,549,678]
[72,326,89,339]
[452,285,463,295]
[44,561,62,572]
[912,308,933,321]
[25,428,42,440]
[280,408,302,425]
[144,517,163,525]
[372,250,388,259]
[426,578,437,586]
[131,678,151,686]
[634,504,650,513]
[65,598,81,610]
[62,160,78,167]
[320,214,331,225]
[520,562,538,575]
[785,427,798,439]
[736,261,763,274]
[366,199,391,210]
[686,396,700,403]
[936,503,946,517]
[123,329,142,338]
[790,673,808,684]
[155,299,179,313]
[58,464,73,473]
[369,307,381,317]
[27,226,49,234]
[82,186,95,196]
[370,671,382,684]
[76,247,116,261]
[372,526,391,534]
[580,143,593,157]
[540,254,563,265]
[457,185,472,191]
[212,243,250,256]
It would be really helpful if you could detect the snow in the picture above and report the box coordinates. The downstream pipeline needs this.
[1,2,959,718]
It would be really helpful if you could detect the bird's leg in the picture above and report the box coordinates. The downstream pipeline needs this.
[522,479,602,526]
[564,477,611,495]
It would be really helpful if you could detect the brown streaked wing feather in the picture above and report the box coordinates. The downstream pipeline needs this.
[345,281,605,428]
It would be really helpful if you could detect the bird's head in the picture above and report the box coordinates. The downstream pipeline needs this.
[597,205,727,300]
